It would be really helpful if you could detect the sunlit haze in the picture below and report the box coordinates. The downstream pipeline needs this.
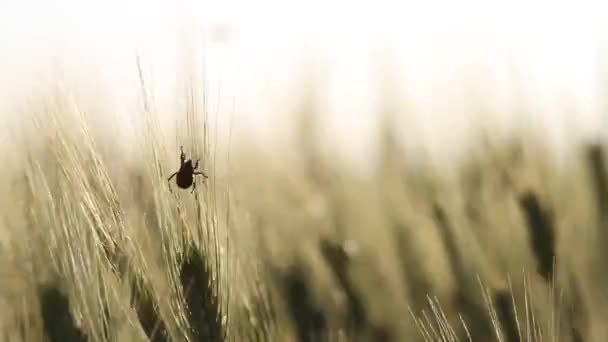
[1,0,607,167]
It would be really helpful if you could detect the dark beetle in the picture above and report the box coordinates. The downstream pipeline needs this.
[168,146,208,193]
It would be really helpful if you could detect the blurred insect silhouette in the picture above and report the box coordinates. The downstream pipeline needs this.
[168,146,208,193]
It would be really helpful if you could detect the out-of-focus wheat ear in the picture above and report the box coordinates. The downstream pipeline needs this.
[517,191,555,283]
[130,276,169,342]
[493,290,519,342]
[278,262,328,342]
[584,144,608,268]
[392,223,433,314]
[39,284,87,342]
[230,237,275,341]
[585,144,608,222]
[564,272,588,342]
[179,247,224,342]
[250,277,279,342]
[240,288,276,342]
[431,203,494,341]
[319,239,368,336]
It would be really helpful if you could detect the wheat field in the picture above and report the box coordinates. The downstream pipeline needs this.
[1,57,607,342]
[0,3,607,337]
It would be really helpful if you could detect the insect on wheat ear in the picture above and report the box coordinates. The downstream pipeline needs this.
[167,146,209,193]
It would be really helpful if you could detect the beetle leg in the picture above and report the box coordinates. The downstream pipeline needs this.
[194,172,208,179]
[191,180,197,193]
[168,172,178,182]
[167,172,177,193]
[193,159,200,169]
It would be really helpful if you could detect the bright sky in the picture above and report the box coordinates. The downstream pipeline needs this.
[1,0,607,167]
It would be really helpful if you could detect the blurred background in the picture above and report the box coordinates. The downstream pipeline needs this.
[1,0,606,163]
